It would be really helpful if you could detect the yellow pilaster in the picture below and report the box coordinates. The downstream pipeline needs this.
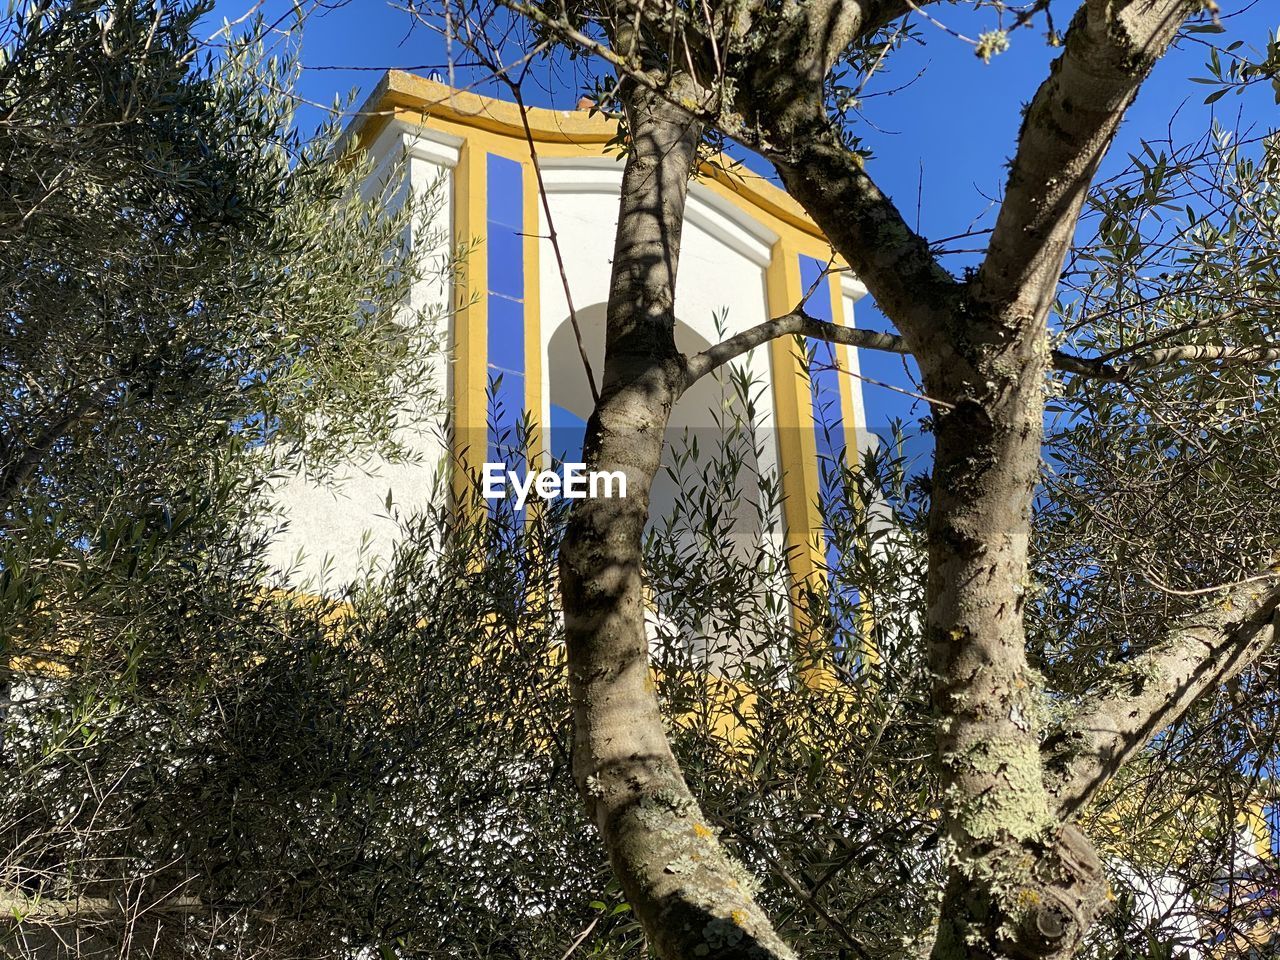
[522,160,543,467]
[827,270,878,667]
[451,140,488,507]
[767,244,833,688]
[828,271,862,468]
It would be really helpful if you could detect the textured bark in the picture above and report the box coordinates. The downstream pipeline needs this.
[766,121,963,376]
[517,2,1273,959]
[974,0,1197,317]
[922,312,1108,960]
[1045,574,1280,819]
[557,79,794,960]
[733,0,906,132]
[921,5,1198,957]
[1050,342,1280,380]
[737,3,1199,957]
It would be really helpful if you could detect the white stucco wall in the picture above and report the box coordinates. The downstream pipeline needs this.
[535,156,782,477]
[265,120,459,588]
[534,157,778,428]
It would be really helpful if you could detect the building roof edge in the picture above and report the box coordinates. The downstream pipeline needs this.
[344,70,829,245]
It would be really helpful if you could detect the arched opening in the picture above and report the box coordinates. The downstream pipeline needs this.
[546,305,772,666]
[545,304,762,526]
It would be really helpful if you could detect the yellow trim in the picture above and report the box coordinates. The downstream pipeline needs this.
[828,272,862,468]
[766,246,820,588]
[356,72,834,254]
[522,160,544,466]
[826,272,880,667]
[451,139,487,507]
[765,243,834,689]
[1239,800,1276,860]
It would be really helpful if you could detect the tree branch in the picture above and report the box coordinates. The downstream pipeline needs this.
[684,312,1280,389]
[0,351,168,513]
[1044,572,1280,820]
[973,0,1198,316]
[495,0,675,102]
[683,309,908,384]
[502,0,960,370]
[727,0,914,119]
[1052,343,1280,381]
[0,387,109,511]
[746,840,873,960]
[0,893,205,920]
[557,76,795,960]
[754,121,963,374]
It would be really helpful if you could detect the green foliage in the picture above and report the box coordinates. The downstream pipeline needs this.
[0,0,447,509]
[0,350,944,959]
[0,3,451,953]
[1035,112,1280,955]
[1193,25,1280,105]
[0,0,449,727]
[4,4,1280,959]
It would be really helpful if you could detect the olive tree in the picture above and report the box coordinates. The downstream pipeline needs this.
[0,0,446,950]
[396,1,1280,958]
[1,4,932,958]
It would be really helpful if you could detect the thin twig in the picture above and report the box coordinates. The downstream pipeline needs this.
[557,916,600,960]
[812,358,956,410]
[505,78,600,404]
[1141,568,1280,599]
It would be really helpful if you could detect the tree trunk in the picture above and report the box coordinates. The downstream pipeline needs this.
[557,80,794,960]
[922,308,1107,960]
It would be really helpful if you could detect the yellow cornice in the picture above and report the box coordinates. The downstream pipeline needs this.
[376,70,617,143]
[347,70,828,245]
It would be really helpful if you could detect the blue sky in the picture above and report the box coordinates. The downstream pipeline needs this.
[204,0,1276,439]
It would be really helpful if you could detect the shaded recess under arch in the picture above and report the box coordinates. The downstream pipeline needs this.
[545,305,778,666]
